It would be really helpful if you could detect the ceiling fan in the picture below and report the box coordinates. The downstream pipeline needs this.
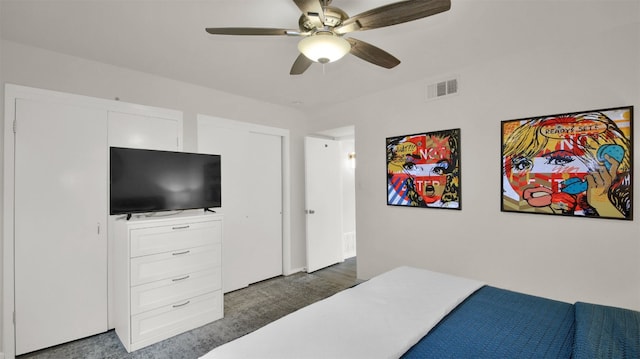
[205,0,451,75]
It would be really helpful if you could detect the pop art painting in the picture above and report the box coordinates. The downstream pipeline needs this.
[501,106,633,220]
[387,129,461,209]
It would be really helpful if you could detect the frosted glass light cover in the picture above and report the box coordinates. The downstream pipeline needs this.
[298,33,351,64]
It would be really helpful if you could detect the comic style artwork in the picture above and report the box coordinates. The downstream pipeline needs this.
[387,129,461,209]
[501,106,633,220]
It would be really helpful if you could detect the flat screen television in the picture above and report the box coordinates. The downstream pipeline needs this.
[110,147,221,215]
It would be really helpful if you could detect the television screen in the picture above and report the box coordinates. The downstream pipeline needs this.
[110,147,221,215]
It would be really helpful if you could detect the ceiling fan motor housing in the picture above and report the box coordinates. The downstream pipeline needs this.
[298,6,349,32]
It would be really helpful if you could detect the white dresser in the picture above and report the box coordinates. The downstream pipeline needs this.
[113,212,223,352]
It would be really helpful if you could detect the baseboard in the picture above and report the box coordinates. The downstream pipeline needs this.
[284,267,305,276]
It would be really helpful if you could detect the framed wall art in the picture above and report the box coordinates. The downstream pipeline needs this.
[387,128,461,209]
[501,106,633,220]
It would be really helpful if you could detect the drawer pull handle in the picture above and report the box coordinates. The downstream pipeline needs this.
[172,225,190,230]
[172,300,190,308]
[172,250,190,256]
[172,275,190,282]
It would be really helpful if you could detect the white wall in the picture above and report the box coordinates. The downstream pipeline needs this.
[309,2,640,310]
[0,40,311,354]
[0,4,4,354]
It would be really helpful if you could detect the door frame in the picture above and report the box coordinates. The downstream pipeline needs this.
[196,114,293,277]
[2,84,183,359]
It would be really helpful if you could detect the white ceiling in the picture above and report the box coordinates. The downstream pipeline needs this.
[0,0,633,109]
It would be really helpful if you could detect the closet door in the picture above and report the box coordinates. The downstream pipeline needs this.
[106,111,181,328]
[244,132,283,284]
[198,123,283,292]
[108,111,180,150]
[14,99,108,355]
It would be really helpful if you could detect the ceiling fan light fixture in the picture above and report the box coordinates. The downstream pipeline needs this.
[298,32,351,64]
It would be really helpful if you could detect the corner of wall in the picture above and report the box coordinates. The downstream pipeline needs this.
[0,41,5,356]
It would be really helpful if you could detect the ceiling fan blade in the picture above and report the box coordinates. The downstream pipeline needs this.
[293,0,325,27]
[335,0,451,34]
[346,38,400,69]
[205,27,301,36]
[290,53,313,75]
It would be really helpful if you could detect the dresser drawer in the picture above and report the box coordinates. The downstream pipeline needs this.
[130,220,221,257]
[130,244,221,286]
[131,267,222,315]
[130,291,223,346]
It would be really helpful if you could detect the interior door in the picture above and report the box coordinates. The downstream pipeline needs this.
[14,99,108,354]
[304,136,343,272]
[198,122,283,292]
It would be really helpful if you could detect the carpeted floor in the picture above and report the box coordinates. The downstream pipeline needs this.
[18,258,358,359]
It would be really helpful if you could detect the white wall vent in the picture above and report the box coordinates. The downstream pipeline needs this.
[426,76,459,101]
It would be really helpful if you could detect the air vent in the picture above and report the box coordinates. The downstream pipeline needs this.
[426,76,459,101]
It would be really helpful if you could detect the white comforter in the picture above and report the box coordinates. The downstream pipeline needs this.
[201,266,484,359]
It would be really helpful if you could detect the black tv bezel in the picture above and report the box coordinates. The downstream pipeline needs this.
[109,147,221,216]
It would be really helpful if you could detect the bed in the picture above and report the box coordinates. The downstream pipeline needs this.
[200,266,640,359]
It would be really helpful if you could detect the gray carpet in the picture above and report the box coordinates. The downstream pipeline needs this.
[18,259,358,359]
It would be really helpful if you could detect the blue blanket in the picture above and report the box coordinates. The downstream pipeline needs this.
[573,302,640,359]
[401,286,640,359]
[402,286,575,358]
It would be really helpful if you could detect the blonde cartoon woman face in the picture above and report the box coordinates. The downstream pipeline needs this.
[503,112,631,218]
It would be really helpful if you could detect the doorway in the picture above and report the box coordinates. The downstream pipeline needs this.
[305,126,356,272]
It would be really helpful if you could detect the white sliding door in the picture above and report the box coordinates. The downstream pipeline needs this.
[14,99,108,354]
[304,136,343,273]
[198,119,283,292]
[108,111,181,150]
[244,132,283,284]
[106,110,182,329]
